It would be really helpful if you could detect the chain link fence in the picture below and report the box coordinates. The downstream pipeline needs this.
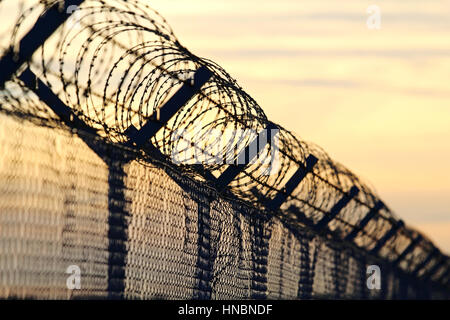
[0,0,449,299]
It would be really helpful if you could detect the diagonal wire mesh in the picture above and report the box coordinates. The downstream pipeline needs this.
[0,0,449,299]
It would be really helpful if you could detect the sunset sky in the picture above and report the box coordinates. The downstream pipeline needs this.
[149,0,450,252]
[0,0,448,252]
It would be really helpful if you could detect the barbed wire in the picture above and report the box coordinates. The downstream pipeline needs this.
[0,0,448,287]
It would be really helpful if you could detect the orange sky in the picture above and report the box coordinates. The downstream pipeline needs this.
[0,0,449,252]
[149,0,450,252]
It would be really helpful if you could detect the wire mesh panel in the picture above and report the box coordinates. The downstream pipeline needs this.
[266,221,301,299]
[0,0,449,300]
[0,113,110,299]
[123,161,199,299]
[0,114,449,299]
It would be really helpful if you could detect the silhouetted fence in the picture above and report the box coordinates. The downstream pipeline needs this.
[0,0,448,299]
